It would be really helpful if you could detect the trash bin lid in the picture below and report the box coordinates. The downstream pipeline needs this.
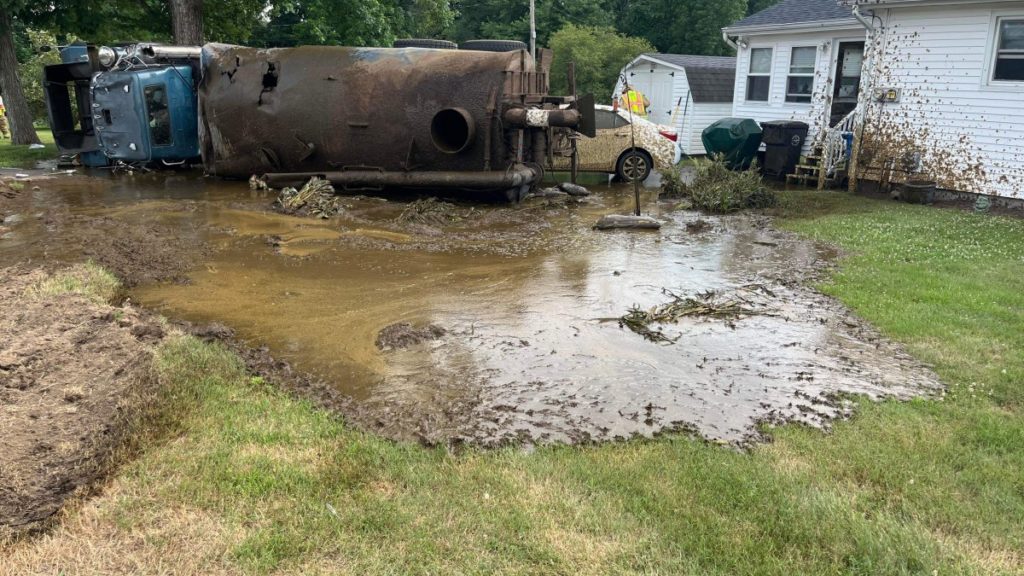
[761,120,809,128]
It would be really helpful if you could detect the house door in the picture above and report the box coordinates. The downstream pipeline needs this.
[830,41,865,126]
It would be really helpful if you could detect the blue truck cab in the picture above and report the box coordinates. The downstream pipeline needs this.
[43,43,200,167]
[92,65,199,163]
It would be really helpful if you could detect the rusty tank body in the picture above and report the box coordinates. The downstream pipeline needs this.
[198,44,593,200]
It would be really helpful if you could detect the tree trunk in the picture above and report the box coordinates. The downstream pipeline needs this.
[169,0,203,46]
[0,9,41,145]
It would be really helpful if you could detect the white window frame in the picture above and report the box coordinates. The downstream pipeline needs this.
[985,12,1024,89]
[746,46,773,102]
[785,46,817,104]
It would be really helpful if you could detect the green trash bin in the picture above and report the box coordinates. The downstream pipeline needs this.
[701,118,763,170]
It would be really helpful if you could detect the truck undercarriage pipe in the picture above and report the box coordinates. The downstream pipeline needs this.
[262,164,540,190]
[138,45,202,60]
[503,108,580,129]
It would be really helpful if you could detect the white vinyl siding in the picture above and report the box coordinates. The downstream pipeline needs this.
[862,2,1024,198]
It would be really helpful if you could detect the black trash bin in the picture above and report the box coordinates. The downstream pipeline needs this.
[761,120,809,179]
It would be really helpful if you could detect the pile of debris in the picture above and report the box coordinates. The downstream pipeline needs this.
[660,158,776,213]
[396,197,472,227]
[272,177,343,218]
[619,284,777,343]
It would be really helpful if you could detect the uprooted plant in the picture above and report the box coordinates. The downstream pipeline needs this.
[619,285,777,343]
[275,177,342,218]
[661,157,776,213]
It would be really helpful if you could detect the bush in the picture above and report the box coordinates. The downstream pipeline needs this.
[673,157,776,213]
[658,167,687,198]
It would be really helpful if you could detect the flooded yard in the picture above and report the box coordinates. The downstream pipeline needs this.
[1,170,942,446]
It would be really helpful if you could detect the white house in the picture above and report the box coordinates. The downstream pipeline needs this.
[848,0,1024,199]
[722,0,868,159]
[723,0,1024,199]
[613,54,736,156]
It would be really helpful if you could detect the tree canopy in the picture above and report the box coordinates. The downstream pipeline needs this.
[548,24,653,103]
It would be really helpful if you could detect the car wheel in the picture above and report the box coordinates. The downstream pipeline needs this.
[460,39,528,52]
[393,39,457,49]
[615,150,652,182]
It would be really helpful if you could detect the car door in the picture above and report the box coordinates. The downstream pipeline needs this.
[575,109,629,172]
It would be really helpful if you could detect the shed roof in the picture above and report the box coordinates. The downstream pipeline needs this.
[726,0,854,31]
[636,54,736,104]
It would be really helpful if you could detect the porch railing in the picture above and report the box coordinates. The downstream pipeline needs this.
[820,104,862,181]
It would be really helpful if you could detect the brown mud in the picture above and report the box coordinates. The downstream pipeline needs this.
[0,265,166,539]
[376,323,448,351]
[1,173,207,286]
[0,170,943,450]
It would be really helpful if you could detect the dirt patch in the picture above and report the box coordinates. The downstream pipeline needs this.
[375,323,447,351]
[0,265,167,539]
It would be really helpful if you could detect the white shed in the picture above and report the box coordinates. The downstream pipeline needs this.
[613,54,736,156]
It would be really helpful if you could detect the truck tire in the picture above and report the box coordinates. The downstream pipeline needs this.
[393,39,457,49]
[460,39,528,52]
[615,150,653,182]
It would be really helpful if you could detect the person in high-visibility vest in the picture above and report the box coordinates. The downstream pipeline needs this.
[618,84,650,118]
[0,95,8,139]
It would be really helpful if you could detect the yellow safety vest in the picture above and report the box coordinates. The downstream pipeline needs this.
[621,90,647,117]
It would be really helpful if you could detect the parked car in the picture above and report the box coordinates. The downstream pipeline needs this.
[551,104,677,182]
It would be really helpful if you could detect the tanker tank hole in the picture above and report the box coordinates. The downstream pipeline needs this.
[431,108,476,154]
[259,62,279,105]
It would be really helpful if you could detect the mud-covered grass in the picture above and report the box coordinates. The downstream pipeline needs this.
[26,260,120,304]
[0,130,56,168]
[5,191,1024,574]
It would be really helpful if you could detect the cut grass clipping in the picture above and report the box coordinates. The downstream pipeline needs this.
[661,157,776,213]
[620,285,775,343]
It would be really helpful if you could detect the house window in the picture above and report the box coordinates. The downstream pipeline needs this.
[786,47,816,103]
[746,47,772,101]
[144,84,172,146]
[993,18,1024,81]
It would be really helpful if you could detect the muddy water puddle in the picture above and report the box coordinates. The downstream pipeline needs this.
[1,171,943,445]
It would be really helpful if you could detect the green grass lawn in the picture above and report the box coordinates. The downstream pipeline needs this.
[7,191,1024,574]
[0,129,57,168]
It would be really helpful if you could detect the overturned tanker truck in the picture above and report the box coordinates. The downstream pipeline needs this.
[198,44,595,201]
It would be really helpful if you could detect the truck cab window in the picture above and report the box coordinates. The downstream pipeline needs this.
[144,85,172,146]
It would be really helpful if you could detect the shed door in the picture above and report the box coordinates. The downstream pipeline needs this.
[627,64,674,123]
[646,69,675,125]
